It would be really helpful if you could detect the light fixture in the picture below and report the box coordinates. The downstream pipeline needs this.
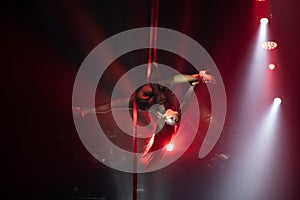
[166,142,174,151]
[268,64,276,70]
[273,97,282,105]
[260,17,269,24]
[262,41,278,50]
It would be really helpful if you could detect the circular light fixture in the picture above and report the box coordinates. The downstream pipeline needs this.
[260,17,269,24]
[273,97,282,105]
[268,63,276,70]
[166,142,174,151]
[262,41,278,50]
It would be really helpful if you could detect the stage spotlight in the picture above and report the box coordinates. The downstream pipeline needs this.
[260,17,269,24]
[268,63,276,70]
[273,97,282,105]
[262,41,278,50]
[256,0,267,1]
[166,142,174,152]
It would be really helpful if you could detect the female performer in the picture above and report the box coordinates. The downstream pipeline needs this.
[73,67,215,166]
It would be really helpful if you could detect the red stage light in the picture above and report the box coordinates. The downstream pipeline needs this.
[260,17,269,24]
[166,142,174,151]
[256,0,267,1]
[268,64,276,70]
[262,41,278,50]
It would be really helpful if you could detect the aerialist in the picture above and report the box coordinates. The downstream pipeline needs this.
[73,64,215,166]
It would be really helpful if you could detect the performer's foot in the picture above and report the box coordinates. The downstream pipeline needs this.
[72,106,88,117]
[192,70,216,84]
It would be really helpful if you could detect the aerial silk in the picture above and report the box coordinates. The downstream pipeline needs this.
[133,0,159,199]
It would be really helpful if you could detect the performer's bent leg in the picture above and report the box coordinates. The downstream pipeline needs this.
[159,71,215,88]
[91,97,131,114]
[73,97,131,117]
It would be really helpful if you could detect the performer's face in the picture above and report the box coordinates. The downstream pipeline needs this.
[164,109,179,126]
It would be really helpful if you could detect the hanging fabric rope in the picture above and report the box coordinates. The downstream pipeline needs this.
[133,1,160,199]
[153,0,159,63]
[146,0,159,83]
[132,92,138,200]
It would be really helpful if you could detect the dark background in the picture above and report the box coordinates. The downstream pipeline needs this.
[2,0,299,199]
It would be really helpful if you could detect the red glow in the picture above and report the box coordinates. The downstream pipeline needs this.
[262,41,278,50]
[268,64,276,70]
[166,142,174,151]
